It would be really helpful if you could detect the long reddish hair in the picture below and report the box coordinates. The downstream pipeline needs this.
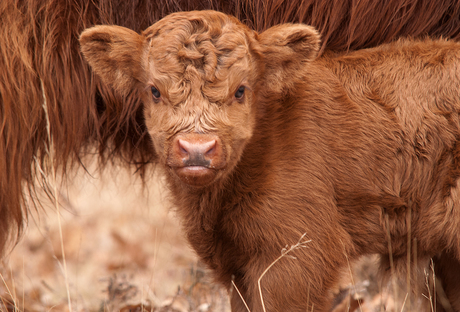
[1,0,460,254]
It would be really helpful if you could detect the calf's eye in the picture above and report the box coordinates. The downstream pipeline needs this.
[235,86,245,99]
[151,86,161,99]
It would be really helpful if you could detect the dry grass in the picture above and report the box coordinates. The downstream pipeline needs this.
[0,165,447,311]
[0,165,229,312]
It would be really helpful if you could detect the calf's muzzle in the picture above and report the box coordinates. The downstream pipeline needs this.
[168,133,226,186]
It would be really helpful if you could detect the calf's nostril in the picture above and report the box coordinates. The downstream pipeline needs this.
[178,139,191,156]
[205,146,215,156]
[204,140,216,156]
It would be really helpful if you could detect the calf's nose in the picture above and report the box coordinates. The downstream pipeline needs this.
[168,133,226,187]
[170,133,225,169]
[178,138,217,167]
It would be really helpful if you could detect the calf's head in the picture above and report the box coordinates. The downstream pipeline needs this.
[80,11,320,187]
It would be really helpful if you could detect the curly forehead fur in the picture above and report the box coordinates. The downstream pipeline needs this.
[142,11,260,106]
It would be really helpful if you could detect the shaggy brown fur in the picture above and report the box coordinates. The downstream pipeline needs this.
[1,0,460,265]
[80,10,460,312]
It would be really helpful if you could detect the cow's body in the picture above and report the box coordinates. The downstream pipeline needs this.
[80,11,460,312]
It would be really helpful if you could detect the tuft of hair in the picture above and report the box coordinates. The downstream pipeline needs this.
[1,0,460,254]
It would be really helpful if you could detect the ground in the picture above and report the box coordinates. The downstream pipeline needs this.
[0,164,435,311]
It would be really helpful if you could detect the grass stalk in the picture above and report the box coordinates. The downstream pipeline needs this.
[384,213,397,312]
[423,266,434,312]
[340,239,363,312]
[40,79,72,311]
[257,233,311,312]
[0,271,20,312]
[231,280,251,312]
[406,208,411,312]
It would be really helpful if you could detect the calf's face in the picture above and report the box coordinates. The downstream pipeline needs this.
[80,11,320,187]
[141,13,262,187]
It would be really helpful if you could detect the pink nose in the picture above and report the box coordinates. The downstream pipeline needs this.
[168,134,226,187]
[177,138,217,166]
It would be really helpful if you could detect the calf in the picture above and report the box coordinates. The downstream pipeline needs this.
[3,0,460,259]
[80,10,460,312]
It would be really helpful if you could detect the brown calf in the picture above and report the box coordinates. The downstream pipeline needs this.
[80,10,460,311]
[3,0,460,256]
[3,0,460,261]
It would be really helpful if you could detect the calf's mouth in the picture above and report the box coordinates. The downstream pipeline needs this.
[166,133,226,187]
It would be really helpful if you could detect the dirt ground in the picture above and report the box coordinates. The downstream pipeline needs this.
[0,165,436,311]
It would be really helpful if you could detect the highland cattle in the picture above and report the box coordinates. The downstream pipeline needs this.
[79,10,460,312]
[2,0,460,256]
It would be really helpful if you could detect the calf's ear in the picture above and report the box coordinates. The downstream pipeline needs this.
[79,25,147,95]
[257,24,320,92]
